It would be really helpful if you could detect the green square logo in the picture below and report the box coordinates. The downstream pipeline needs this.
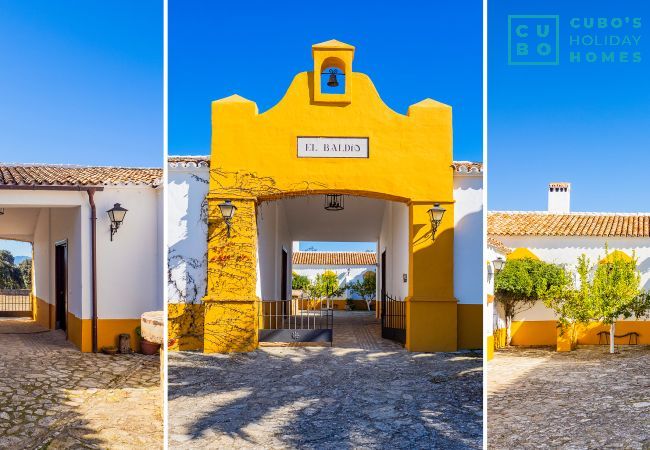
[508,15,560,65]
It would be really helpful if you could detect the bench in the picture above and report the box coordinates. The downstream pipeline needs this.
[597,331,640,345]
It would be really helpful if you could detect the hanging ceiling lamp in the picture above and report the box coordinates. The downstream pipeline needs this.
[324,194,344,211]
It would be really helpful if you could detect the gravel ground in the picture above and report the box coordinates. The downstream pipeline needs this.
[488,345,650,450]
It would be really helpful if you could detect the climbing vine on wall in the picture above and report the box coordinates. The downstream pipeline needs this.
[169,166,331,350]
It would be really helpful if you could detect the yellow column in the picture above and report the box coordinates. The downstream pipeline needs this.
[203,197,259,353]
[406,201,457,352]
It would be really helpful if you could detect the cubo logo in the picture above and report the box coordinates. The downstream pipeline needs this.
[508,15,560,65]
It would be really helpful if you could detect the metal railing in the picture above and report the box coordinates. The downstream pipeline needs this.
[0,289,32,317]
[258,298,333,343]
[381,292,406,345]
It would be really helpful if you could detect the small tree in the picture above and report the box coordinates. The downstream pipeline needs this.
[18,259,32,290]
[495,258,571,346]
[303,270,344,307]
[546,248,647,354]
[291,272,309,291]
[348,271,376,311]
[590,248,641,354]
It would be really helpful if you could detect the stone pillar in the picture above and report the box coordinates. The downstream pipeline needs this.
[203,196,259,353]
[406,201,457,352]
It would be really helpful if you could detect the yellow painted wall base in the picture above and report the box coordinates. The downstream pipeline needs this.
[457,304,482,350]
[203,300,258,353]
[67,313,143,353]
[575,321,650,345]
[506,320,650,350]
[486,335,494,360]
[510,320,557,346]
[33,296,53,329]
[556,325,577,352]
[406,298,457,352]
[168,303,205,351]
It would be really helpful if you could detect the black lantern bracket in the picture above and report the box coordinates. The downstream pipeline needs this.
[107,203,128,242]
[427,203,446,241]
[218,199,237,238]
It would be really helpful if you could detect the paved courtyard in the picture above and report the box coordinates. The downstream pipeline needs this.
[169,311,482,449]
[488,345,650,449]
[0,318,162,449]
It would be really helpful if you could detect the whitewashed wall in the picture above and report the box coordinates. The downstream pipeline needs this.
[378,201,409,300]
[256,200,293,300]
[485,244,507,337]
[453,174,483,305]
[167,164,209,304]
[0,186,163,321]
[95,185,162,318]
[293,264,377,299]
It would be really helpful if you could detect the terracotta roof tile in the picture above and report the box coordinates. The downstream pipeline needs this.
[168,156,210,168]
[170,155,483,175]
[451,161,483,174]
[487,237,511,255]
[292,252,377,266]
[0,163,161,187]
[488,212,650,238]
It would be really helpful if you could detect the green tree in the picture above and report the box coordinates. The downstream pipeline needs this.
[495,257,571,346]
[0,250,24,289]
[18,259,32,290]
[291,272,310,290]
[545,248,647,354]
[347,271,376,311]
[303,270,344,307]
[590,248,641,353]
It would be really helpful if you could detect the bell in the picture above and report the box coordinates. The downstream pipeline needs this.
[327,69,339,87]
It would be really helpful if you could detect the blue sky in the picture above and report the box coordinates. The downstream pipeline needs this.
[169,0,482,162]
[489,0,650,212]
[0,1,162,167]
[0,240,32,258]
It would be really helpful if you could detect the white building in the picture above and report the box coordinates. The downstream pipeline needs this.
[488,182,650,348]
[291,249,377,304]
[0,163,163,352]
[168,156,484,347]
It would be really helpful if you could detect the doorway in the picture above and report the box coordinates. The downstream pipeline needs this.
[55,241,67,332]
[281,248,288,301]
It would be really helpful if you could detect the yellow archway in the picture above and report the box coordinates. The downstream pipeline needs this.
[200,40,461,353]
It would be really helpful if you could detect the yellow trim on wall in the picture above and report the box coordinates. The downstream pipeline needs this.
[457,304,482,350]
[507,248,539,261]
[486,335,494,360]
[168,303,204,351]
[510,320,557,346]
[67,312,143,353]
[32,296,56,330]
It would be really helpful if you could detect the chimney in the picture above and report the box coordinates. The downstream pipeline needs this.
[548,182,571,213]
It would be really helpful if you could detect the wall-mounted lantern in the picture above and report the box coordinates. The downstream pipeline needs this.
[218,200,237,237]
[427,203,446,240]
[107,203,128,241]
[324,194,344,211]
[493,257,506,273]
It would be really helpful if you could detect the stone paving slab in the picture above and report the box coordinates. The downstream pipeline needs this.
[0,320,162,449]
[488,345,650,450]
[169,347,482,449]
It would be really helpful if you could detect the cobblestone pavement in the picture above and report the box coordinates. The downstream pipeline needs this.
[488,346,650,450]
[0,319,162,449]
[170,312,482,449]
[332,311,403,350]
